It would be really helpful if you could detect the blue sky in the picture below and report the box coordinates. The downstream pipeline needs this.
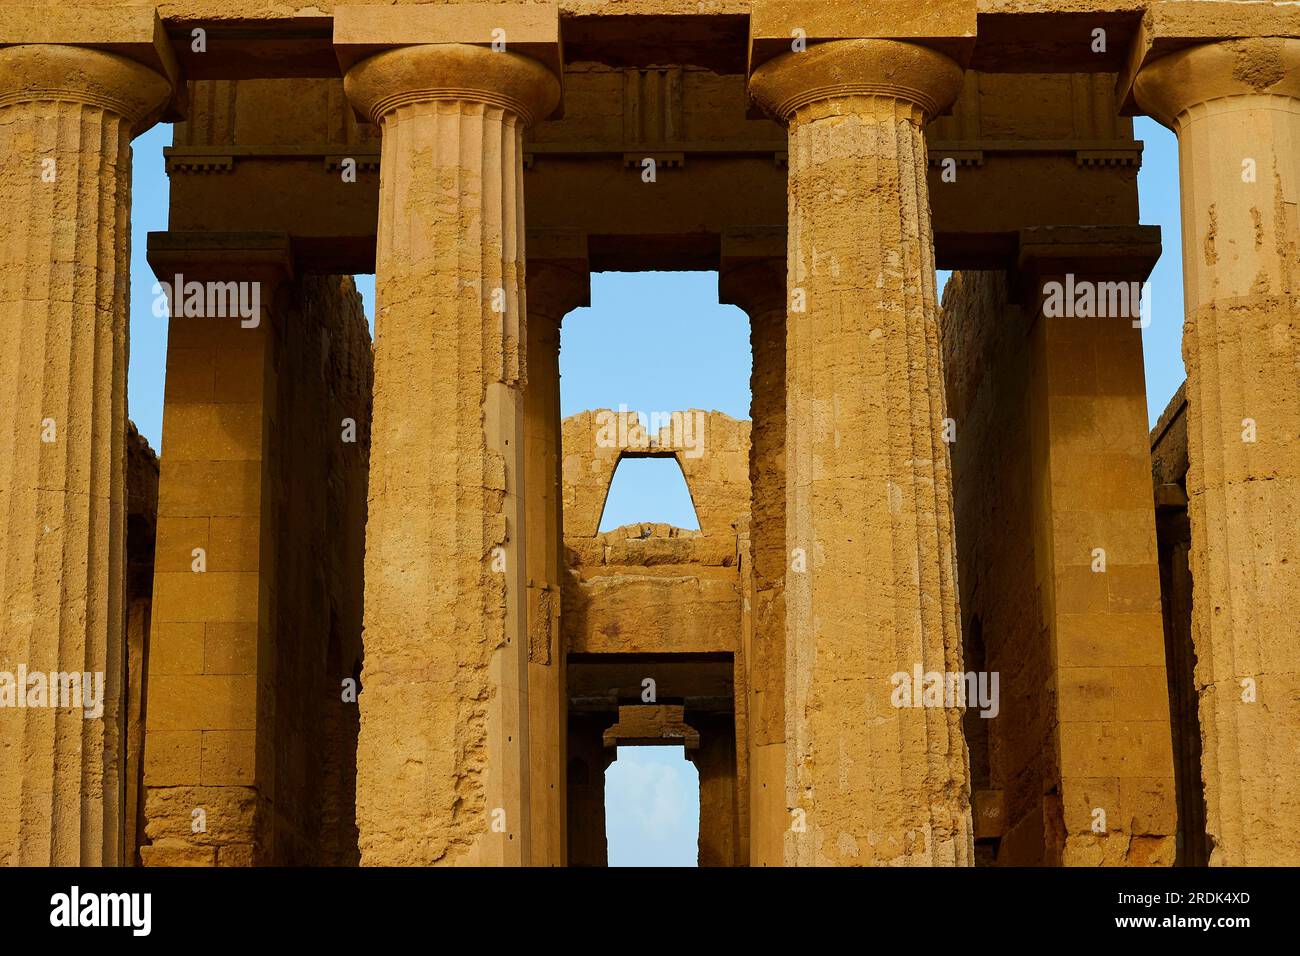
[125,117,1185,867]
[605,747,701,866]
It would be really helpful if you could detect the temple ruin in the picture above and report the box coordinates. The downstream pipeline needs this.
[0,0,1296,867]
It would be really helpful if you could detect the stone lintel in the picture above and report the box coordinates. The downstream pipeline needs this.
[747,0,977,77]
[719,224,785,266]
[1013,223,1162,305]
[527,227,588,263]
[333,1,564,117]
[0,5,185,119]
[968,8,1142,74]
[147,231,295,290]
[1116,0,1300,114]
[602,705,701,750]
[1154,482,1190,510]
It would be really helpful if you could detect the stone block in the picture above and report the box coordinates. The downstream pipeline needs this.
[143,730,202,787]
[147,675,258,732]
[201,730,257,786]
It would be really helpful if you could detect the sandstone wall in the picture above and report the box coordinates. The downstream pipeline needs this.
[561,408,750,538]
[560,410,750,661]
[561,409,751,866]
[125,423,159,865]
[1150,386,1208,865]
[265,275,371,865]
[943,268,1180,866]
[141,274,371,866]
[941,271,1053,864]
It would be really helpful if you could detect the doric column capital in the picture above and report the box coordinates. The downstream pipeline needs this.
[1133,37,1300,130]
[0,43,171,134]
[748,39,963,126]
[343,42,560,128]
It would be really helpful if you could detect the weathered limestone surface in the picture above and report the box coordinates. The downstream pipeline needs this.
[1150,386,1210,866]
[159,64,1152,277]
[603,704,700,749]
[141,240,278,868]
[751,38,973,866]
[523,259,587,866]
[941,271,1049,862]
[125,423,159,865]
[141,243,287,867]
[1021,230,1178,866]
[562,408,751,538]
[141,245,371,866]
[561,408,750,866]
[721,254,787,867]
[565,714,612,866]
[692,712,741,866]
[561,410,750,656]
[274,276,371,867]
[566,539,743,655]
[345,42,560,865]
[1134,38,1300,866]
[0,0,1179,22]
[7,0,1299,871]
[0,43,169,866]
[1034,322,1177,868]
[941,255,1178,867]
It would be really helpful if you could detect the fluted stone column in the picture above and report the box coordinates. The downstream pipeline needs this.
[344,43,559,866]
[720,253,787,867]
[750,39,972,866]
[1134,39,1300,866]
[0,44,169,866]
[523,257,586,867]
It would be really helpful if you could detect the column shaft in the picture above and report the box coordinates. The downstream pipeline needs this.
[565,715,611,866]
[0,44,168,866]
[751,39,972,866]
[345,44,559,865]
[692,713,741,866]
[1135,39,1300,865]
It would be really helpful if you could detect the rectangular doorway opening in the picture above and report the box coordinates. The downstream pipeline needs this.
[604,746,700,867]
[567,653,741,866]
